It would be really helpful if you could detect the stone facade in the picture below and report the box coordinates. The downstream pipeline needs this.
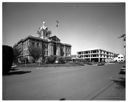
[13,21,71,63]
[13,35,71,63]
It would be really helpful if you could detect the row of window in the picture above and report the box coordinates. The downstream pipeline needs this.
[78,51,114,55]
[78,53,114,56]
[118,57,124,59]
[65,48,71,53]
[31,41,41,47]
[79,55,114,58]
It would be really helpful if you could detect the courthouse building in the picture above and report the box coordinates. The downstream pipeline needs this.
[77,49,117,62]
[13,21,71,63]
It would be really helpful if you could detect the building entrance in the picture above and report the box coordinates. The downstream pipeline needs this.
[53,44,56,55]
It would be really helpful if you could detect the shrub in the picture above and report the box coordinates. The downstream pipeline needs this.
[3,45,14,75]
[58,57,65,64]
[19,57,28,64]
[28,56,34,63]
[46,55,57,64]
[97,62,105,66]
[85,62,93,65]
[64,57,72,62]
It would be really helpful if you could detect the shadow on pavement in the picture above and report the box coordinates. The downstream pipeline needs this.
[59,98,66,100]
[4,70,31,76]
[10,68,19,71]
[112,78,125,88]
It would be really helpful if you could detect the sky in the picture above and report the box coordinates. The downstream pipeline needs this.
[3,3,125,55]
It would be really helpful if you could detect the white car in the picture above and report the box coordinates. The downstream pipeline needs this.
[11,65,17,69]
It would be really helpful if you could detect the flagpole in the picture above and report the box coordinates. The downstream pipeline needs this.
[56,20,59,56]
[56,20,59,63]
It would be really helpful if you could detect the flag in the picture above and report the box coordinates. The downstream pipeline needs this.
[56,20,59,27]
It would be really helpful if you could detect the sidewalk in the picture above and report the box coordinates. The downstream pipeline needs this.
[93,75,125,100]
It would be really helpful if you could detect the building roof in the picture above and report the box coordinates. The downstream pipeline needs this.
[77,48,117,55]
[49,36,60,42]
[15,35,48,45]
[14,35,71,47]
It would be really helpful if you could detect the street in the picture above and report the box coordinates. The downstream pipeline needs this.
[3,63,125,100]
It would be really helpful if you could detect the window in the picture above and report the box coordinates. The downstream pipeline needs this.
[78,52,81,54]
[32,42,35,46]
[37,43,39,47]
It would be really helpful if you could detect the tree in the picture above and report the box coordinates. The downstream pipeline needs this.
[119,34,126,41]
[46,30,51,38]
[13,47,21,63]
[46,55,57,64]
[60,47,64,56]
[29,46,42,62]
[3,45,14,75]
[118,34,126,48]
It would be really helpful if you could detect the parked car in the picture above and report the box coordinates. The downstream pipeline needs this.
[11,64,17,69]
[97,62,105,66]
[119,65,125,74]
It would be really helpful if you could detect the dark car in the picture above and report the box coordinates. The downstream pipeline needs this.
[119,65,125,74]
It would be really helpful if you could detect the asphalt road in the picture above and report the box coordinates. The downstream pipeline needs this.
[3,63,125,100]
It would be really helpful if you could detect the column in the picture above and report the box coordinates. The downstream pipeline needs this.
[56,44,60,56]
[98,49,100,62]
[48,43,51,56]
[63,46,66,57]
[90,50,91,62]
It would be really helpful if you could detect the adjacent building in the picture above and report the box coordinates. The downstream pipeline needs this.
[113,54,125,62]
[77,49,117,62]
[70,55,78,60]
[13,21,71,63]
